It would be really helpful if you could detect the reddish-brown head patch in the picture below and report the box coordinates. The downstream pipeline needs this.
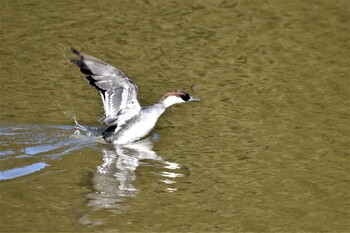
[161,90,190,101]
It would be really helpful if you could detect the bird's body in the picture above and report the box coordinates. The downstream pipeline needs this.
[70,48,199,145]
[102,103,165,144]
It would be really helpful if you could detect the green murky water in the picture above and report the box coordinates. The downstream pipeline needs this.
[1,0,349,232]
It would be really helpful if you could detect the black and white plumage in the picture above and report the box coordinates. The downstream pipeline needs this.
[71,48,200,145]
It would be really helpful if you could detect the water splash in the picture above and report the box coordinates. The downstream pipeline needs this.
[0,123,99,180]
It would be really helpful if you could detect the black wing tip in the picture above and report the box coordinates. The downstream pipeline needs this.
[70,47,82,66]
[71,47,81,55]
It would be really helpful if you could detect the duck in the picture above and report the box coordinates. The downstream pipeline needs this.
[70,48,199,145]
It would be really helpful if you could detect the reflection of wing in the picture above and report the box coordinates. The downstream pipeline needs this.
[71,48,141,126]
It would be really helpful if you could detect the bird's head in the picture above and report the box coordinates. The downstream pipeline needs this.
[160,90,200,108]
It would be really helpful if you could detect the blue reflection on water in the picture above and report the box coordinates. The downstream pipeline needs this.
[0,123,99,180]
[0,162,49,180]
[0,150,14,156]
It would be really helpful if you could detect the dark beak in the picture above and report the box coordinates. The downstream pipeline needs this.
[188,96,200,102]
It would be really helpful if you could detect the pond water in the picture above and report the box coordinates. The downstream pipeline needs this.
[0,0,349,232]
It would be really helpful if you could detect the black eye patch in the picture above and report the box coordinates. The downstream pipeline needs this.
[180,92,191,101]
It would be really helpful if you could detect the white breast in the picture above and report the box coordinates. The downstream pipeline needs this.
[113,116,158,145]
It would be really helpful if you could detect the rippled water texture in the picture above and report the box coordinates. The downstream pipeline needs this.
[1,0,349,232]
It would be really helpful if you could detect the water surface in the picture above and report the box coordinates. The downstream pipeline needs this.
[0,0,349,232]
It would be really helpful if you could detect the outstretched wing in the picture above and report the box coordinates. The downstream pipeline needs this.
[71,48,141,126]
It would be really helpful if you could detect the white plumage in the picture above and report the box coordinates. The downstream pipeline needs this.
[71,48,200,145]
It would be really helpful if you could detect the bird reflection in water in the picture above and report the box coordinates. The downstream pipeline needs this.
[80,135,188,226]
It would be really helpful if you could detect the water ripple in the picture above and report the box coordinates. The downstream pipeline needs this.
[0,123,98,180]
[0,162,49,181]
